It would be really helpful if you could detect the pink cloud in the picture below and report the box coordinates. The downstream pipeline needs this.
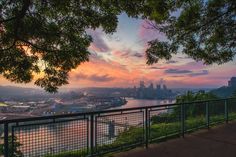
[163,60,208,72]
[182,61,207,70]
[112,50,129,57]
[138,20,166,42]
[87,29,110,52]
[68,53,144,87]
[112,49,144,58]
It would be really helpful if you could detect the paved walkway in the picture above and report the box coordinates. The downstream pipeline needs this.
[115,121,236,157]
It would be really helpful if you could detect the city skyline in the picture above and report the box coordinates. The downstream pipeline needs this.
[0,13,235,89]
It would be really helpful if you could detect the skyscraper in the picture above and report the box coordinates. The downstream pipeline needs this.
[135,81,175,99]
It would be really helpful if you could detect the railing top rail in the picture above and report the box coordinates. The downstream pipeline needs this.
[0,97,235,124]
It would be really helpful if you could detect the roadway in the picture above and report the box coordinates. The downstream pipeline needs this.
[115,121,236,157]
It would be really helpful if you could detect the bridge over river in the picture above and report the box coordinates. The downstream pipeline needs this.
[115,121,236,157]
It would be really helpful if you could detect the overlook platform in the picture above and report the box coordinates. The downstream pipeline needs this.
[115,121,236,157]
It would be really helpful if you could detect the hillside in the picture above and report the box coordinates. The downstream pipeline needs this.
[211,86,236,98]
[0,86,39,96]
[0,86,53,100]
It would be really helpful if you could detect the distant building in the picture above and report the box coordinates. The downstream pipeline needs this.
[140,81,145,88]
[156,84,161,90]
[228,77,236,87]
[134,81,176,99]
[163,84,167,90]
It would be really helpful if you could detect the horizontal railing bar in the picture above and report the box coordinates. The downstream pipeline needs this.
[1,97,235,124]
[97,110,144,118]
[149,106,177,112]
[12,117,89,128]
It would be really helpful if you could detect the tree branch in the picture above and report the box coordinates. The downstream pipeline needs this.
[18,38,71,53]
[0,17,17,24]
[148,6,235,40]
[0,40,16,51]
[178,7,235,39]
[14,0,31,38]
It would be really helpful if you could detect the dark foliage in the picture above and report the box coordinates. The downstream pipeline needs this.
[146,0,236,65]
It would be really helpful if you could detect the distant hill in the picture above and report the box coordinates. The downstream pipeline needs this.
[0,86,86,102]
[172,88,214,93]
[210,86,236,98]
[0,86,54,100]
[0,86,40,96]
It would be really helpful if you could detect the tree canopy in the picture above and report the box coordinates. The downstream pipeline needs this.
[174,91,219,117]
[146,0,236,65]
[0,0,235,92]
[0,0,148,92]
[176,90,219,103]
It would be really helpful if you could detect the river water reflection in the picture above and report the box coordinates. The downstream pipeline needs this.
[112,98,175,109]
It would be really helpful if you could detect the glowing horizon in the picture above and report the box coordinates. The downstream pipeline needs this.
[0,13,235,89]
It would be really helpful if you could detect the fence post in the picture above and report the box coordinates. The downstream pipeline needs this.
[225,99,228,123]
[90,114,94,156]
[181,104,185,138]
[145,108,149,148]
[4,123,8,157]
[206,101,210,129]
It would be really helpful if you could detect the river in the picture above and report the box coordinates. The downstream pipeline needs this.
[112,98,175,109]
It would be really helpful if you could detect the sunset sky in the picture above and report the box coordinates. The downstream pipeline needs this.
[0,13,235,89]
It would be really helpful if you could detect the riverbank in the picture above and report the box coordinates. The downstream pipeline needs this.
[111,98,175,109]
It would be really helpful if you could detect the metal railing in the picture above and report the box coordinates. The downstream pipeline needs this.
[0,98,236,157]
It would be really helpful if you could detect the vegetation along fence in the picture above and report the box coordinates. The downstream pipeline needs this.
[1,98,236,157]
